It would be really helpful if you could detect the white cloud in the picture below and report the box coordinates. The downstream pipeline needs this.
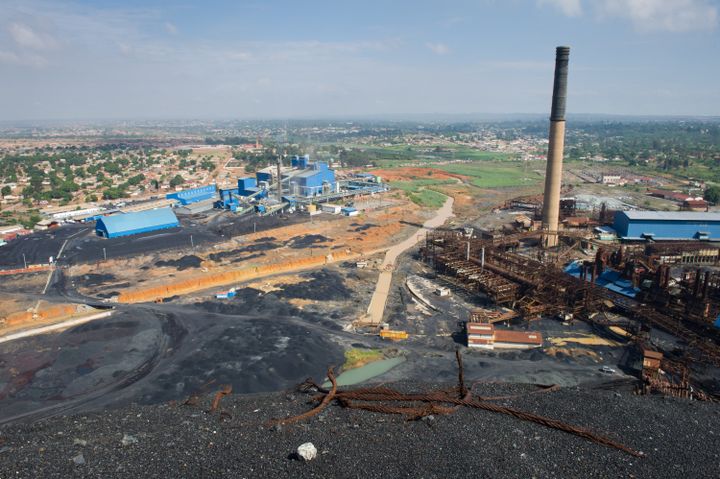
[164,22,178,35]
[426,42,450,55]
[596,0,718,32]
[0,49,48,67]
[537,0,583,17]
[7,22,58,50]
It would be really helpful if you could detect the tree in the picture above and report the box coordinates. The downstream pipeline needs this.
[1,186,10,196]
[704,185,720,204]
[103,187,126,200]
[169,175,185,188]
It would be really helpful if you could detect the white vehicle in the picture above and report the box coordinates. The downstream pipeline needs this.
[600,366,616,374]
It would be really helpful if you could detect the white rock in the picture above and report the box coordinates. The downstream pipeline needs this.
[121,434,138,446]
[297,442,317,461]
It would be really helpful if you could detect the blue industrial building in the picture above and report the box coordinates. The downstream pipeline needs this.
[216,187,240,211]
[289,161,336,197]
[256,171,273,183]
[291,155,311,169]
[96,208,180,238]
[613,211,720,241]
[166,185,217,205]
[237,177,267,199]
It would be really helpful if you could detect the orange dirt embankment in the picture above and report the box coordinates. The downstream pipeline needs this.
[3,304,79,327]
[117,250,361,304]
[369,167,468,182]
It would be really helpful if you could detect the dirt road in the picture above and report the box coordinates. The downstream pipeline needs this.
[362,196,454,325]
[0,310,114,344]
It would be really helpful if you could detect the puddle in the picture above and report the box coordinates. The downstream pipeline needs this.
[323,356,405,387]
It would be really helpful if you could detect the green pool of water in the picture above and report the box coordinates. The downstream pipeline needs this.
[323,356,405,387]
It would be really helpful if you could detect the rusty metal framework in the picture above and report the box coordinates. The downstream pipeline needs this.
[422,230,720,368]
[270,353,643,457]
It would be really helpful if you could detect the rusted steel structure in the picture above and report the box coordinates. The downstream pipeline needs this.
[422,230,720,368]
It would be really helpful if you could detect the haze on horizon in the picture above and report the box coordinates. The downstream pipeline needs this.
[1,0,719,122]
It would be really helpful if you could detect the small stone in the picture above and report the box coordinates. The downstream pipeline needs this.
[73,439,88,447]
[121,434,138,446]
[72,453,85,465]
[297,442,317,461]
[272,424,282,432]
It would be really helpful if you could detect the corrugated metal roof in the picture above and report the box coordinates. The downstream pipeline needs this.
[620,211,720,221]
[293,168,321,179]
[493,330,543,345]
[98,208,178,235]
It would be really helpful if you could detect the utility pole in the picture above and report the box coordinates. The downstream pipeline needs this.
[190,235,194,248]
[22,253,27,269]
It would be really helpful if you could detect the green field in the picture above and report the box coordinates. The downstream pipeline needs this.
[407,189,448,208]
[437,163,543,188]
[388,178,453,208]
[388,178,456,193]
[353,145,516,169]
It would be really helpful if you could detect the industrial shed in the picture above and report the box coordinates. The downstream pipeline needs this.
[288,162,336,197]
[613,211,720,241]
[95,208,180,238]
[166,185,217,205]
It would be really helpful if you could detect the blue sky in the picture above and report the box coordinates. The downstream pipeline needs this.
[1,0,718,120]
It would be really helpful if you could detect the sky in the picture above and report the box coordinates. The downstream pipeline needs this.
[0,0,719,121]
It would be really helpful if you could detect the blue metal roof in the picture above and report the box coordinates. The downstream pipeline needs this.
[564,261,639,298]
[96,208,179,238]
[620,211,720,221]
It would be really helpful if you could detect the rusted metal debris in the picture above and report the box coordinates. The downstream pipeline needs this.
[271,352,643,458]
[208,384,233,413]
[181,379,217,407]
[270,368,339,427]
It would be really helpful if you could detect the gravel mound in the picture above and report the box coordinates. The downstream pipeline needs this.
[289,234,331,249]
[275,270,352,301]
[0,382,717,478]
[155,255,203,271]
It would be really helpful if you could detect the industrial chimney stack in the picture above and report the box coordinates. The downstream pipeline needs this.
[541,46,570,248]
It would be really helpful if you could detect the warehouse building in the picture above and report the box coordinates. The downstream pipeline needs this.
[466,323,543,350]
[613,211,720,241]
[95,208,180,238]
[166,185,217,205]
[288,161,336,197]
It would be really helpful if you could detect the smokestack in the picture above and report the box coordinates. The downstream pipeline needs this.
[541,46,570,248]
[277,157,283,199]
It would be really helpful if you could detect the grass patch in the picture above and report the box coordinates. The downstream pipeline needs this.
[388,178,455,193]
[408,189,448,208]
[388,178,452,207]
[437,163,542,188]
[344,348,384,370]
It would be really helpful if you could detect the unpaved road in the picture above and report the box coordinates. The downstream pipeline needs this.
[0,311,114,345]
[363,196,454,325]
